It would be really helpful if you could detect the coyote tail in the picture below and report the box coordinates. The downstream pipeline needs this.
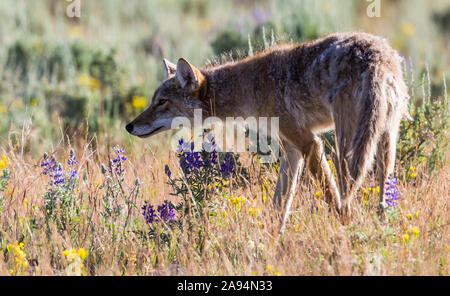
[348,67,388,193]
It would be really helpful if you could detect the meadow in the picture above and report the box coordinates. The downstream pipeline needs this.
[0,0,448,276]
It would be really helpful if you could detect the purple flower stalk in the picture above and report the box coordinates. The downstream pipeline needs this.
[220,153,235,175]
[142,202,156,223]
[51,164,65,185]
[67,149,78,166]
[203,133,218,166]
[41,154,65,185]
[111,145,127,175]
[178,139,203,175]
[384,175,399,207]
[68,149,78,179]
[158,200,176,222]
[142,200,175,224]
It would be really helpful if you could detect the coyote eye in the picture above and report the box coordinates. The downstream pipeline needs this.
[156,99,168,106]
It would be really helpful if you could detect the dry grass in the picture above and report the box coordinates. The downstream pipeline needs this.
[0,130,448,276]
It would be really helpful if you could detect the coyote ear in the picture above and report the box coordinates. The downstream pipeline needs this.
[176,58,205,90]
[163,58,177,77]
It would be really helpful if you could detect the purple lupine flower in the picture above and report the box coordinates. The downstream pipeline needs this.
[192,152,203,169]
[41,154,56,175]
[41,153,65,184]
[177,138,185,153]
[203,133,218,166]
[67,149,78,166]
[157,200,175,222]
[185,151,203,172]
[51,163,65,185]
[385,175,399,207]
[142,202,157,223]
[178,139,203,174]
[210,150,218,165]
[177,138,192,153]
[111,145,127,175]
[142,200,175,224]
[220,153,235,175]
[68,149,78,179]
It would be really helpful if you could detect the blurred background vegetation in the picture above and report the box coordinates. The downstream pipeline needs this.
[0,0,448,166]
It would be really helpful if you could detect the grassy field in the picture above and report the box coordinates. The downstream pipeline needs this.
[0,0,449,276]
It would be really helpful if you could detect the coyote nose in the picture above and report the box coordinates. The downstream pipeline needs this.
[125,123,134,133]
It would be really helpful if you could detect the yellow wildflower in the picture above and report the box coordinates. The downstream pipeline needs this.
[407,213,412,220]
[410,226,420,236]
[63,247,88,276]
[410,167,417,178]
[0,155,9,169]
[23,199,28,209]
[266,264,281,276]
[248,207,261,217]
[229,195,245,211]
[7,241,28,276]
[78,73,101,89]
[77,248,87,260]
[415,211,419,218]
[132,96,147,110]
[402,233,410,243]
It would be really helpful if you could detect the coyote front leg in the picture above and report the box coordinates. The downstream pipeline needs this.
[273,142,304,233]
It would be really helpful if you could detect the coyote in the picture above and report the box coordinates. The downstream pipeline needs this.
[126,32,409,227]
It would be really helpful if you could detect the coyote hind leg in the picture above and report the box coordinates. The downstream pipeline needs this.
[304,136,341,212]
[273,141,304,233]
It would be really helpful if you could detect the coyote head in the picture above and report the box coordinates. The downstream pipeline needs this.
[125,58,207,138]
